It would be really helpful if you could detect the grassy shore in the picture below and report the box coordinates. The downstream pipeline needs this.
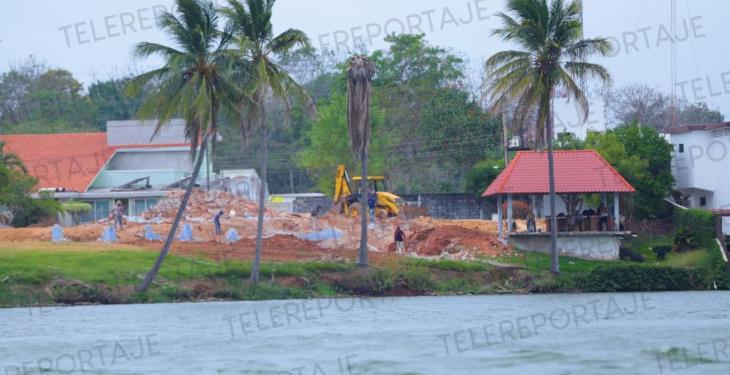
[0,239,728,308]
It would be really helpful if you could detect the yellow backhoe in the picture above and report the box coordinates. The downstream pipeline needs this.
[333,165,401,218]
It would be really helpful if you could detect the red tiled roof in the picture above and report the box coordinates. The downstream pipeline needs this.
[0,133,189,192]
[483,150,636,197]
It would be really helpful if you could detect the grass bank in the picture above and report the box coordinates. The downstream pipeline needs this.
[0,239,728,308]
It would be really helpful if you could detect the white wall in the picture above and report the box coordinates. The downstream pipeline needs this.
[670,129,730,235]
[670,130,730,212]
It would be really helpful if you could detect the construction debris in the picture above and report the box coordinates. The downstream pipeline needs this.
[0,189,513,262]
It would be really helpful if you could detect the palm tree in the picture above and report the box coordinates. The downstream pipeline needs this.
[347,56,375,267]
[127,0,243,291]
[0,141,27,173]
[485,0,612,274]
[222,0,315,284]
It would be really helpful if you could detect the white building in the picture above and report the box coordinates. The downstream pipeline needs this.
[668,122,730,234]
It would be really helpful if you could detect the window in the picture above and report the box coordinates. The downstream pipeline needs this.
[700,197,707,207]
[678,144,685,153]
[132,198,158,217]
[79,200,111,223]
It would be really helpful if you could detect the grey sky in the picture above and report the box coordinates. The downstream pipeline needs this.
[1,0,728,124]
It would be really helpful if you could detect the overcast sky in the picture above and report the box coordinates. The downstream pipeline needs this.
[1,0,728,132]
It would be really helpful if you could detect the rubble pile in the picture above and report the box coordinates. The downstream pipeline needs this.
[144,190,273,222]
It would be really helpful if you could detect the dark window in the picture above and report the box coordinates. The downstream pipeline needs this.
[679,144,685,153]
[700,197,707,207]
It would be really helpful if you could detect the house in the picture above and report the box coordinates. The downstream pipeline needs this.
[0,120,210,224]
[668,122,730,234]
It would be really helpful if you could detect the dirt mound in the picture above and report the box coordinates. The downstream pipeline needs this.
[403,225,511,258]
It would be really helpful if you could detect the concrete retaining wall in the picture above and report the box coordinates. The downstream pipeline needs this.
[509,232,629,260]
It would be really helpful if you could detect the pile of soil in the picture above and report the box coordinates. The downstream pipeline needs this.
[401,225,511,258]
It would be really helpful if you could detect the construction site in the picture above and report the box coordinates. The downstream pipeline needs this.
[0,188,513,264]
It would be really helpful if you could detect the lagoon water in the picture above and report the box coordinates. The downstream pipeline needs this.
[1,292,729,374]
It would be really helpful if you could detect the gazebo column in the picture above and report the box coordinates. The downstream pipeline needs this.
[497,195,503,238]
[614,192,620,231]
[507,194,514,233]
[602,193,608,209]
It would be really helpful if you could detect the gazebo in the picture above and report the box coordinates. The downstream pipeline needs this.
[483,150,636,260]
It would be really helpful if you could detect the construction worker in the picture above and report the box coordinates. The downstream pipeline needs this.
[213,209,224,235]
[367,192,376,223]
[394,226,406,255]
[112,201,125,230]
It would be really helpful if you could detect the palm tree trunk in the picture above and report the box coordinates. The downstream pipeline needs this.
[137,134,211,292]
[546,97,560,275]
[250,106,267,284]
[358,148,369,267]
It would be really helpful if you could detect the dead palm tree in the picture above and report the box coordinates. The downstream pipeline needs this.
[126,0,243,291]
[222,0,315,284]
[485,0,612,274]
[347,56,375,267]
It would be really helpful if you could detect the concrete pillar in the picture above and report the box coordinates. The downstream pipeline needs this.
[497,195,503,237]
[507,194,514,233]
[614,192,620,231]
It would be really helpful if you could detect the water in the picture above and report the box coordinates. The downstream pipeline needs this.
[1,292,729,374]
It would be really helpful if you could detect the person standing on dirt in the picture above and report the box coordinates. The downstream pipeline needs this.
[112,201,125,231]
[213,209,224,235]
[394,226,406,255]
[368,193,377,223]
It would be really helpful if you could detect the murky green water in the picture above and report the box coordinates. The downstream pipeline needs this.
[1,292,729,374]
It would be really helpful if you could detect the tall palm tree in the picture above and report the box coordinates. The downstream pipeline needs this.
[347,56,375,268]
[127,0,243,291]
[222,0,315,284]
[485,0,612,274]
[0,142,27,173]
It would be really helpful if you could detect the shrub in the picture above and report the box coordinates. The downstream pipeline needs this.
[619,247,646,262]
[333,268,394,295]
[653,245,672,260]
[674,208,716,251]
[398,268,435,292]
[574,265,705,292]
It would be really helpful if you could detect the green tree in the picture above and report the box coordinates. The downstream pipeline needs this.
[88,78,146,130]
[223,0,315,284]
[0,144,59,227]
[298,92,385,194]
[127,0,242,292]
[465,158,505,196]
[585,122,673,220]
[484,0,613,274]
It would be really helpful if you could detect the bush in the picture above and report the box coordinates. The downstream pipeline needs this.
[572,265,705,292]
[619,247,646,262]
[333,268,394,295]
[398,268,435,292]
[674,208,716,251]
[653,245,672,260]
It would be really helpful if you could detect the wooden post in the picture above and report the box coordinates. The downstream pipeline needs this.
[507,194,514,233]
[497,195,503,238]
[613,192,620,231]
